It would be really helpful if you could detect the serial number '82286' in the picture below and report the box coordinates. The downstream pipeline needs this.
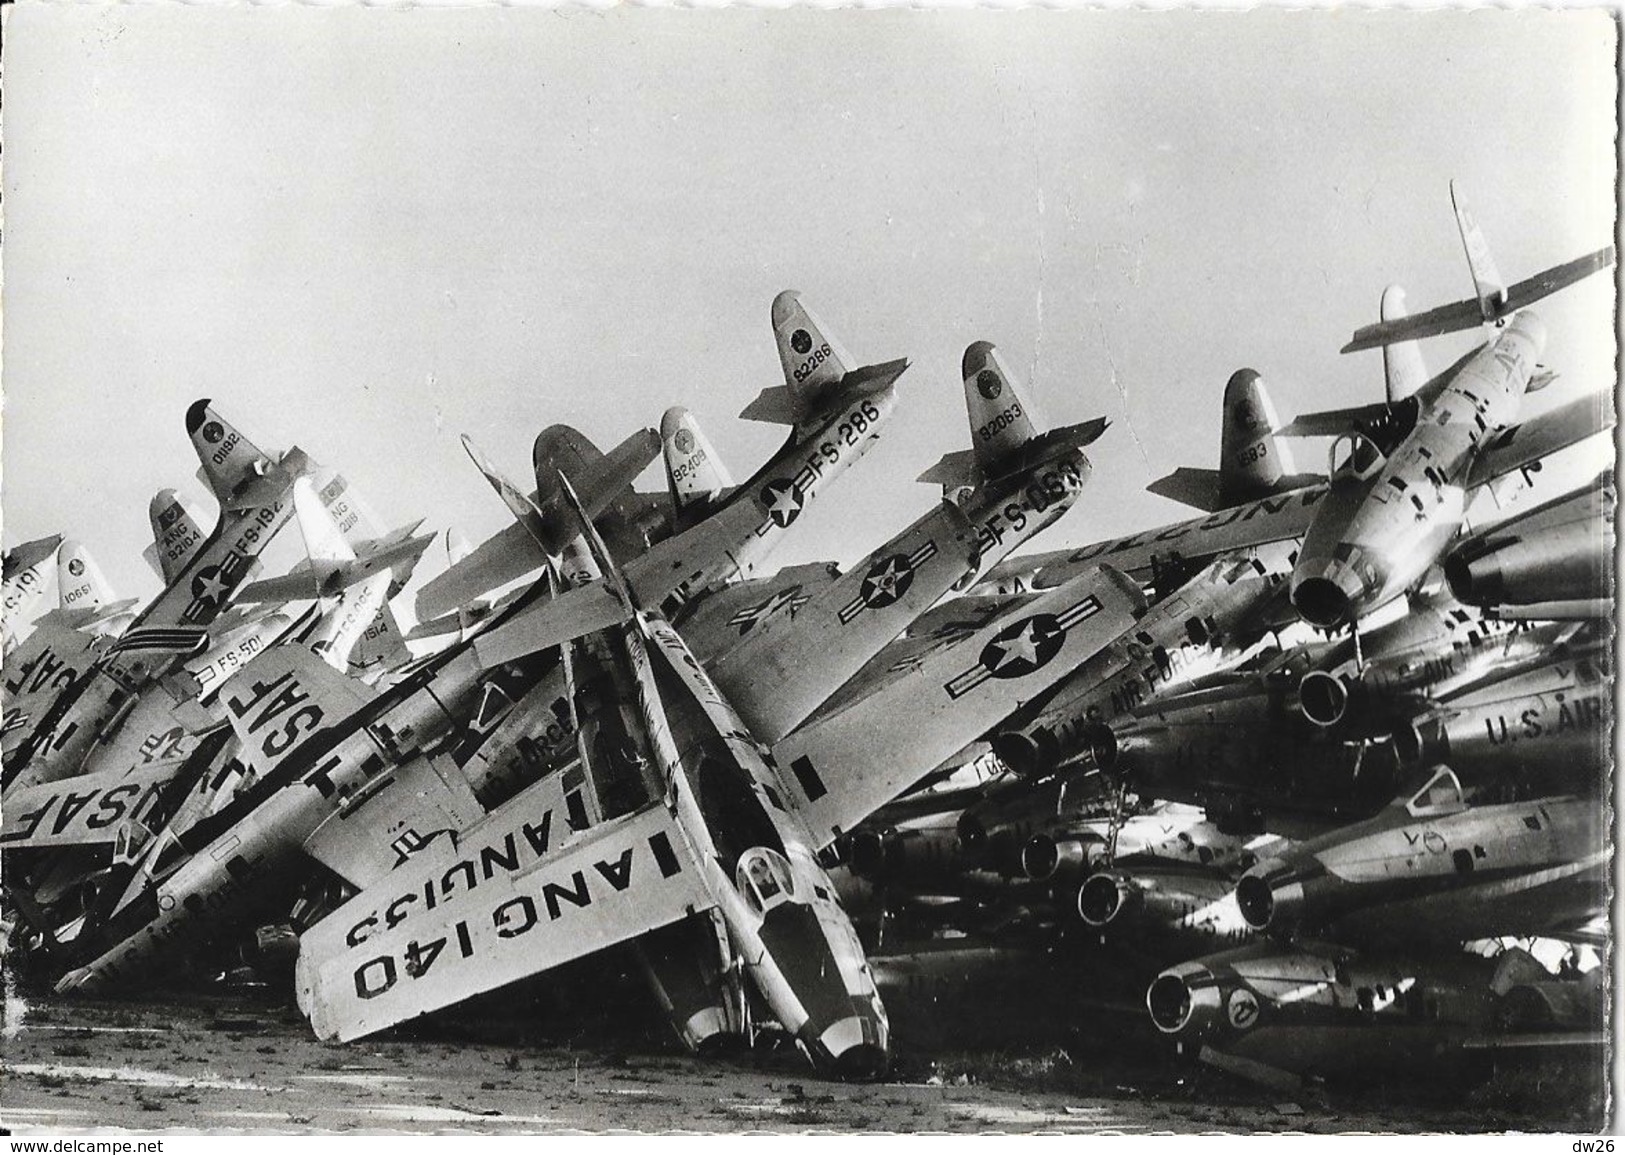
[793,343,834,383]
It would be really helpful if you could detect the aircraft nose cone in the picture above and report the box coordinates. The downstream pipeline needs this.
[1293,576,1350,628]
[1291,555,1367,629]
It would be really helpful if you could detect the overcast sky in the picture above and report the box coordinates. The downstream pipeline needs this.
[3,6,1616,613]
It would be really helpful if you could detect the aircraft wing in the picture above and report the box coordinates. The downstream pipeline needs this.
[977,486,1326,591]
[1344,246,1615,352]
[218,645,377,778]
[1465,393,1615,491]
[473,488,782,668]
[416,520,547,622]
[470,581,631,669]
[2,618,105,756]
[0,759,186,849]
[678,562,844,664]
[295,801,711,1042]
[301,753,485,890]
[775,565,1147,847]
[709,500,981,744]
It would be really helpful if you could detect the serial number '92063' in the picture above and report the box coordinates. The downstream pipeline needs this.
[978,400,1023,442]
[792,343,834,383]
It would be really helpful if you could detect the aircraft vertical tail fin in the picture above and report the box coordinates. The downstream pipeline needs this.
[741,290,908,427]
[1450,180,1506,322]
[294,477,360,567]
[771,289,858,401]
[961,341,1043,476]
[144,489,209,585]
[533,426,661,516]
[1379,285,1431,403]
[185,399,274,505]
[1218,368,1295,492]
[920,342,1107,491]
[660,406,733,513]
[1146,370,1307,512]
[310,471,384,548]
[348,602,413,679]
[56,540,115,613]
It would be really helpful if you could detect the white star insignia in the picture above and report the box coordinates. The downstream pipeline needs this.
[764,484,802,527]
[866,557,907,598]
[987,621,1046,673]
[195,568,229,604]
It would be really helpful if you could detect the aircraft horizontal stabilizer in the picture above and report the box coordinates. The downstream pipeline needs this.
[1146,467,1226,513]
[4,536,63,583]
[295,801,710,1042]
[739,359,911,427]
[1343,246,1614,353]
[738,385,799,426]
[235,534,436,604]
[917,449,977,490]
[58,598,140,633]
[1277,401,1397,439]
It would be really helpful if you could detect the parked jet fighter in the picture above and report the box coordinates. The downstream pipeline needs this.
[298,473,894,1078]
[1147,939,1602,1083]
[1234,766,1605,945]
[1285,183,1614,629]
[418,289,908,626]
[7,402,314,788]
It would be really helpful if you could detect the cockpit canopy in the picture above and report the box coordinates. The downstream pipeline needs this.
[737,846,798,915]
[1404,765,1467,818]
[1329,431,1387,483]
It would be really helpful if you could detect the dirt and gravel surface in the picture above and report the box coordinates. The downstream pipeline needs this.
[0,985,1606,1135]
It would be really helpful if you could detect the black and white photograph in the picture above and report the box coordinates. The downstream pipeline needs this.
[0,2,1615,1137]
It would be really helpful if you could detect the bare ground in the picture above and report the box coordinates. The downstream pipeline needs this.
[0,989,1604,1135]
